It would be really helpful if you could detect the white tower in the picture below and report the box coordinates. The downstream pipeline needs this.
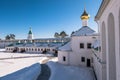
[27,27,33,40]
[81,8,90,27]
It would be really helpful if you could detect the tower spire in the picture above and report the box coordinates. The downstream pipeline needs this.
[30,27,31,30]
[84,4,86,11]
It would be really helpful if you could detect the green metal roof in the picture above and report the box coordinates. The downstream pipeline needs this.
[28,30,32,34]
[28,28,32,34]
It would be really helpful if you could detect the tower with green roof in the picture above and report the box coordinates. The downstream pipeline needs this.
[27,27,33,40]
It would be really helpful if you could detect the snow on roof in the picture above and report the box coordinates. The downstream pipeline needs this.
[92,40,100,48]
[58,42,72,51]
[25,43,34,47]
[34,37,70,40]
[72,26,96,36]
[91,32,99,36]
[7,42,64,48]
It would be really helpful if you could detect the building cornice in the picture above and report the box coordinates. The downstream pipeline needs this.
[95,0,110,21]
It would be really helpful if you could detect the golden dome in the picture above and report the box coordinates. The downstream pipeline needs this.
[81,9,90,20]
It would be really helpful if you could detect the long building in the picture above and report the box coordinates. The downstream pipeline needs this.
[0,28,70,54]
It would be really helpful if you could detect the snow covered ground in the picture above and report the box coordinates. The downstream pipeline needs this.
[0,52,53,77]
[1,63,41,80]
[0,50,96,80]
[0,49,5,52]
[47,61,96,80]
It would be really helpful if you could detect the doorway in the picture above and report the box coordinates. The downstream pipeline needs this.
[87,59,91,67]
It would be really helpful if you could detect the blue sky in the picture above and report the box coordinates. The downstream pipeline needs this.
[0,0,102,39]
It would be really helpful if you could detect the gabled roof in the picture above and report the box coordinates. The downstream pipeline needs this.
[72,26,96,36]
[58,42,72,51]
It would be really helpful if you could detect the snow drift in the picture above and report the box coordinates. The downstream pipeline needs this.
[1,63,41,80]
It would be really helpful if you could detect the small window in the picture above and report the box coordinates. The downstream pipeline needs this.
[53,49,55,51]
[81,57,85,62]
[63,56,66,61]
[87,43,92,49]
[35,48,37,51]
[80,43,84,49]
[41,49,43,51]
[47,49,50,51]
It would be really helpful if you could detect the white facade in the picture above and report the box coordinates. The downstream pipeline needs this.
[94,0,120,80]
[58,35,97,67]
[27,34,33,40]
[70,36,95,66]
[6,46,56,53]
[58,51,71,65]
[58,9,98,67]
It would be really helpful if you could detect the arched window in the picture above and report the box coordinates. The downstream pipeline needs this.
[107,13,116,80]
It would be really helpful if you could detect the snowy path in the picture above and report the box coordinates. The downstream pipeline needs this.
[47,62,96,80]
[37,64,51,80]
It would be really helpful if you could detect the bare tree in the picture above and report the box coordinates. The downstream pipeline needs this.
[54,32,59,38]
[5,35,10,40]
[10,34,15,40]
[71,31,75,36]
[60,31,68,38]
[5,34,15,40]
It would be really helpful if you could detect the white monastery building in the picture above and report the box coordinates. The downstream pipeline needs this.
[58,9,98,67]
[1,0,120,80]
[93,0,120,80]
[1,28,70,54]
[58,0,120,80]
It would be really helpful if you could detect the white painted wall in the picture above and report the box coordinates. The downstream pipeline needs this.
[6,46,56,53]
[95,0,120,80]
[70,36,95,66]
[58,35,97,67]
[58,51,70,65]
[28,34,33,40]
